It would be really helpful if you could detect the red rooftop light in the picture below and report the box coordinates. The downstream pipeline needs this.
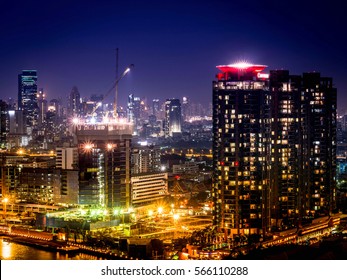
[216,63,267,74]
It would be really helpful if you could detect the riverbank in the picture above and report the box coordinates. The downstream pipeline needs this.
[1,234,66,252]
[0,233,133,260]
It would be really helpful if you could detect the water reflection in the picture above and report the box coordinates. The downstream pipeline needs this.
[2,239,12,259]
[0,237,103,260]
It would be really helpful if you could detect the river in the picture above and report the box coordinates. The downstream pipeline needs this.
[0,237,103,260]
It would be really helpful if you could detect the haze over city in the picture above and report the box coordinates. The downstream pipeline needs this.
[0,0,346,111]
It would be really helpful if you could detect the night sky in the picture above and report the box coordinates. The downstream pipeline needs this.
[1,0,346,112]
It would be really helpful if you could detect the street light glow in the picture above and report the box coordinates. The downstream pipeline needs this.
[72,117,79,124]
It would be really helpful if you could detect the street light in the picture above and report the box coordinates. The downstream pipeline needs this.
[148,210,154,217]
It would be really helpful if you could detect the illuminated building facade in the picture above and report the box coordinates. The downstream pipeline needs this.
[212,63,337,237]
[301,72,336,217]
[212,63,271,236]
[7,110,27,148]
[18,70,39,127]
[132,143,161,174]
[37,88,47,126]
[165,98,182,137]
[269,70,302,228]
[270,70,337,225]
[182,96,189,122]
[0,100,8,148]
[127,94,142,135]
[54,147,79,205]
[131,173,168,207]
[75,121,133,209]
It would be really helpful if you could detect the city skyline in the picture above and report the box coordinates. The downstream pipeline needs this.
[1,0,346,112]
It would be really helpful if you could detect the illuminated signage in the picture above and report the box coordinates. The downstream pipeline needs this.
[257,73,269,79]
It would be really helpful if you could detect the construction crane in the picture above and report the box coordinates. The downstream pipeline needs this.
[90,63,134,118]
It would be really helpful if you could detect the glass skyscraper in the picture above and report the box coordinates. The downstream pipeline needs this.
[165,98,182,137]
[18,70,39,127]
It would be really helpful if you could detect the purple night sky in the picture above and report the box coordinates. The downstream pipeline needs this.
[1,0,346,112]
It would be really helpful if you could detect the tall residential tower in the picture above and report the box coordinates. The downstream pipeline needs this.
[212,63,336,238]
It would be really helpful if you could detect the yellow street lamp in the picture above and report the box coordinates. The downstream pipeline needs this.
[148,209,154,217]
[173,213,179,221]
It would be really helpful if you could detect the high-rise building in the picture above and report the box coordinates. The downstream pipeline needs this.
[165,98,182,137]
[301,72,337,217]
[7,110,27,148]
[269,70,301,229]
[182,96,189,122]
[37,88,47,126]
[212,63,337,238]
[75,120,133,208]
[270,70,337,224]
[152,98,160,117]
[127,94,142,135]
[132,143,161,174]
[18,70,39,127]
[0,100,8,148]
[54,147,79,205]
[212,63,271,237]
[127,93,135,124]
[68,86,81,118]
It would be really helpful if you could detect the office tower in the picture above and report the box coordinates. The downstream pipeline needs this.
[68,86,81,118]
[212,63,270,237]
[18,167,59,204]
[74,120,133,208]
[182,96,189,122]
[127,93,135,123]
[18,70,39,127]
[165,98,182,137]
[132,143,161,174]
[37,88,47,126]
[340,115,347,132]
[0,100,8,148]
[212,63,337,238]
[54,147,79,205]
[134,96,141,122]
[152,98,160,117]
[131,143,167,207]
[7,110,27,148]
[127,94,142,134]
